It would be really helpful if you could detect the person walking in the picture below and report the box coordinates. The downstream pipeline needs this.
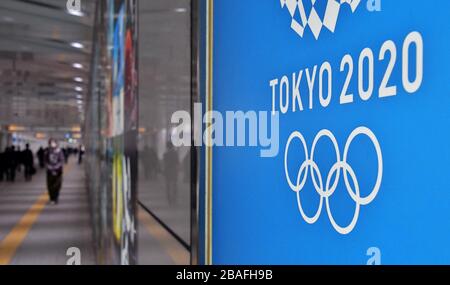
[4,147,12,181]
[8,146,17,182]
[142,145,158,180]
[62,147,69,164]
[16,146,22,174]
[46,139,64,205]
[163,142,179,205]
[0,149,5,182]
[23,144,34,181]
[78,145,85,164]
[37,146,45,168]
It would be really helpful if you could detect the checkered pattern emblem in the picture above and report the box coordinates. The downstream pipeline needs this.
[280,0,361,40]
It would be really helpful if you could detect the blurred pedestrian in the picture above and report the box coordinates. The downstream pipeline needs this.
[62,148,69,164]
[16,146,22,173]
[142,145,158,180]
[163,142,179,205]
[37,146,45,168]
[78,145,85,164]
[46,139,64,205]
[0,150,5,182]
[23,144,34,182]
[7,146,17,182]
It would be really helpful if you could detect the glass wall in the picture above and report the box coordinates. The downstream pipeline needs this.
[137,0,192,256]
[85,0,138,265]
[86,0,193,265]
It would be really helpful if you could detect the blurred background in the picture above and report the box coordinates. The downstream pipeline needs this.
[0,0,193,265]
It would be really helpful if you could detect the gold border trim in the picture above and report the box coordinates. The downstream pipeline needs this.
[205,0,214,265]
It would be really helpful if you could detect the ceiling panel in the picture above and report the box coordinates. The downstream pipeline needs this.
[0,0,95,129]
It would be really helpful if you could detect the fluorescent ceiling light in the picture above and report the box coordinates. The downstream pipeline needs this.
[73,63,83,69]
[70,42,84,49]
[174,8,187,13]
[75,86,83,92]
[74,77,83,83]
[67,10,85,17]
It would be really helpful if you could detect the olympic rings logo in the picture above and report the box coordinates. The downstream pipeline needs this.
[284,127,383,235]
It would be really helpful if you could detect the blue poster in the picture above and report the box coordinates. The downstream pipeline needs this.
[210,0,450,264]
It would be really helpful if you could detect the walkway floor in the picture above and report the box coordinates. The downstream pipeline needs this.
[137,172,190,265]
[0,158,189,265]
[0,159,95,265]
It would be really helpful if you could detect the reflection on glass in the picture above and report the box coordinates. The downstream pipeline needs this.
[138,0,191,252]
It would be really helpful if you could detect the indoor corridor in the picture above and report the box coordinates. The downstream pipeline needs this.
[0,157,189,265]
[0,158,94,265]
[0,0,192,265]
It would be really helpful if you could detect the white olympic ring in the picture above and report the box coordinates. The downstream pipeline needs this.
[284,127,383,235]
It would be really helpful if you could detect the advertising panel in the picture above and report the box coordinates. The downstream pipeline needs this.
[208,0,450,264]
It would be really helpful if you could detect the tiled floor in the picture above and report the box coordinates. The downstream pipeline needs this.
[0,159,94,265]
[0,158,190,265]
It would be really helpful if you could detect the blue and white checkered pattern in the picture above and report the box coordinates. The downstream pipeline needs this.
[280,0,361,40]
